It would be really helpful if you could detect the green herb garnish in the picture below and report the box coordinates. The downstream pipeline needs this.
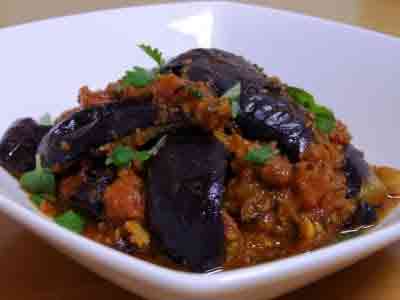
[30,194,45,206]
[20,155,55,195]
[39,113,53,126]
[106,145,151,167]
[287,86,316,110]
[138,44,165,68]
[287,85,336,134]
[313,105,336,133]
[187,87,203,99]
[132,150,151,162]
[244,145,277,165]
[106,145,135,167]
[122,66,154,88]
[55,210,86,233]
[222,82,241,118]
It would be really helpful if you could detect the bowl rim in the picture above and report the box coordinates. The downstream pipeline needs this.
[2,191,400,292]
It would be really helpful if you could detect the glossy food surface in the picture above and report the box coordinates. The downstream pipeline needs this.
[148,129,227,272]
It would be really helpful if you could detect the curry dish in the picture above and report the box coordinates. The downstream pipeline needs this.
[0,46,399,273]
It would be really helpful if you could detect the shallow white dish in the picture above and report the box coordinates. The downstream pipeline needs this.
[1,1,400,300]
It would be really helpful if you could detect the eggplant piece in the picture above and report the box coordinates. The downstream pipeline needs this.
[38,101,158,169]
[147,129,227,272]
[163,48,311,161]
[344,144,370,198]
[237,93,312,162]
[162,48,269,96]
[0,118,51,175]
[345,201,377,228]
[70,163,115,219]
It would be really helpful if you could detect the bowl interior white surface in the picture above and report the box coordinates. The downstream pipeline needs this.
[0,2,400,300]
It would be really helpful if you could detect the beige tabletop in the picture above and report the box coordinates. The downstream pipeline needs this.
[1,1,400,299]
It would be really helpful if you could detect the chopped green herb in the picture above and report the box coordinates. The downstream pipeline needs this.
[138,44,165,68]
[30,194,45,206]
[20,155,55,195]
[222,82,241,118]
[244,145,277,165]
[187,87,203,99]
[122,66,154,88]
[132,150,151,162]
[287,86,316,110]
[106,146,152,167]
[39,113,53,126]
[55,210,86,233]
[287,85,336,134]
[314,105,336,133]
[106,145,135,167]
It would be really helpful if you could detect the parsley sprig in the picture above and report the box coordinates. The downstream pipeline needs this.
[138,44,165,68]
[122,66,155,88]
[55,210,86,234]
[106,145,151,168]
[287,86,336,134]
[244,145,278,165]
[106,136,167,168]
[20,155,56,195]
[121,44,166,88]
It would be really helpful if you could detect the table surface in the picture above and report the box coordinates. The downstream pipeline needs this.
[1,1,400,299]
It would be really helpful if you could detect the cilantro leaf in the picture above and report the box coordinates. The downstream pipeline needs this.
[106,146,152,167]
[20,155,56,195]
[132,150,151,162]
[106,145,135,167]
[138,44,165,68]
[287,85,336,134]
[313,105,336,133]
[30,194,45,206]
[55,210,86,233]
[122,66,154,88]
[222,82,241,118]
[244,145,277,165]
[287,86,316,110]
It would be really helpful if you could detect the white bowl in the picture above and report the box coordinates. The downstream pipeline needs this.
[1,2,400,300]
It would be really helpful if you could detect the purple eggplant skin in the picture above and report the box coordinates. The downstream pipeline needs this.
[38,101,158,169]
[237,93,312,162]
[161,48,269,96]
[0,118,51,176]
[162,48,311,161]
[147,129,227,272]
[69,164,115,220]
[344,144,370,199]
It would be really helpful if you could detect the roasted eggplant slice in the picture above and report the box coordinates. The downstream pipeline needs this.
[237,93,312,162]
[0,118,51,175]
[147,129,227,272]
[344,144,370,198]
[163,48,311,161]
[38,101,158,169]
[162,48,269,96]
